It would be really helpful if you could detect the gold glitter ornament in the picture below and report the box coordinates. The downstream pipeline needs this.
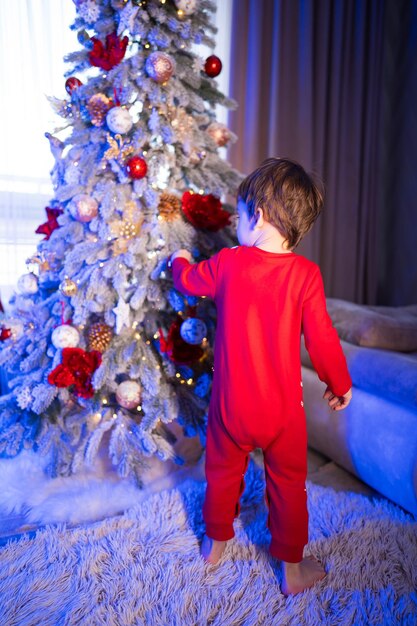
[59,278,78,297]
[158,193,182,222]
[103,133,135,163]
[87,94,113,127]
[87,322,113,352]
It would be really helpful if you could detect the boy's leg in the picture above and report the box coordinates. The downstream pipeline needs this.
[262,413,308,563]
[203,405,250,542]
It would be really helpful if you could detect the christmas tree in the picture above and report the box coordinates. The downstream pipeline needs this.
[0,0,241,483]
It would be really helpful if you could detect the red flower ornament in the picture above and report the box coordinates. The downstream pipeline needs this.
[159,317,204,365]
[181,191,231,232]
[48,347,102,399]
[89,32,129,71]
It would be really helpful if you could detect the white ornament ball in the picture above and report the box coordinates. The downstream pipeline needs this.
[175,0,198,15]
[51,325,80,349]
[116,380,142,409]
[17,273,39,295]
[70,194,99,223]
[180,318,207,345]
[106,107,133,134]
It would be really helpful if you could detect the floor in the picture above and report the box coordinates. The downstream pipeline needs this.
[0,447,380,547]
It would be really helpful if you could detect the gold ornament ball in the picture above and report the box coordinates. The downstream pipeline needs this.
[59,278,78,297]
[145,52,175,84]
[87,322,113,352]
[207,122,231,147]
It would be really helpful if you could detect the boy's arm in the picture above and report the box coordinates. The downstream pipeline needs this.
[302,266,352,398]
[169,249,222,299]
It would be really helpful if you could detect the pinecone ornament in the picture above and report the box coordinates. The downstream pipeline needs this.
[158,193,182,222]
[87,322,113,351]
[87,94,113,127]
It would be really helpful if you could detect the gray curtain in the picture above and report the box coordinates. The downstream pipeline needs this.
[228,0,416,306]
[377,0,417,305]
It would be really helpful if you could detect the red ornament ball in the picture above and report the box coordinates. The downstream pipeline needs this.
[204,55,222,78]
[0,327,12,342]
[65,77,83,95]
[126,156,147,179]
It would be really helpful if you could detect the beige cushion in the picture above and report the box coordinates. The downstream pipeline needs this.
[326,299,417,352]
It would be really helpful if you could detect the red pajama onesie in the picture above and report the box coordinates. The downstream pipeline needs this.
[172,245,352,562]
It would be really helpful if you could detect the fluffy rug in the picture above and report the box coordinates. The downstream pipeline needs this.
[0,434,204,527]
[0,461,416,626]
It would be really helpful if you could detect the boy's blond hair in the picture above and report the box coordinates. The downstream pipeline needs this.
[237,157,324,249]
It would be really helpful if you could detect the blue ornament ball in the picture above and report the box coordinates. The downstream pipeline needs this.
[180,317,207,345]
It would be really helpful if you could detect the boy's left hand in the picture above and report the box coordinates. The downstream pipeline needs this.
[323,386,352,411]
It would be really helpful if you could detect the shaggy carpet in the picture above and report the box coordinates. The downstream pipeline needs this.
[0,461,416,626]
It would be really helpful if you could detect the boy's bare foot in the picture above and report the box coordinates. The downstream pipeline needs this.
[281,556,326,596]
[200,534,227,565]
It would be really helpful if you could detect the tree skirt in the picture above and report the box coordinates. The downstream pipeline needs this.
[0,462,416,626]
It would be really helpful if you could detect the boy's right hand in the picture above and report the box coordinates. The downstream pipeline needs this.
[323,387,352,411]
[170,249,192,263]
[167,249,192,269]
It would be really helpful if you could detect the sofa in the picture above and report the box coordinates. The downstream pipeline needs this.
[301,299,417,516]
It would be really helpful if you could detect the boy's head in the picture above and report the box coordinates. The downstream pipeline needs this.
[237,158,324,249]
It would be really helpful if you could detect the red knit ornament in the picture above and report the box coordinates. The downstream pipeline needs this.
[48,347,102,399]
[89,32,129,71]
[181,191,231,231]
[35,207,63,240]
[159,317,204,365]
[204,55,222,78]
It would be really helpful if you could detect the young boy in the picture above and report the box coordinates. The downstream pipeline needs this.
[168,158,352,596]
